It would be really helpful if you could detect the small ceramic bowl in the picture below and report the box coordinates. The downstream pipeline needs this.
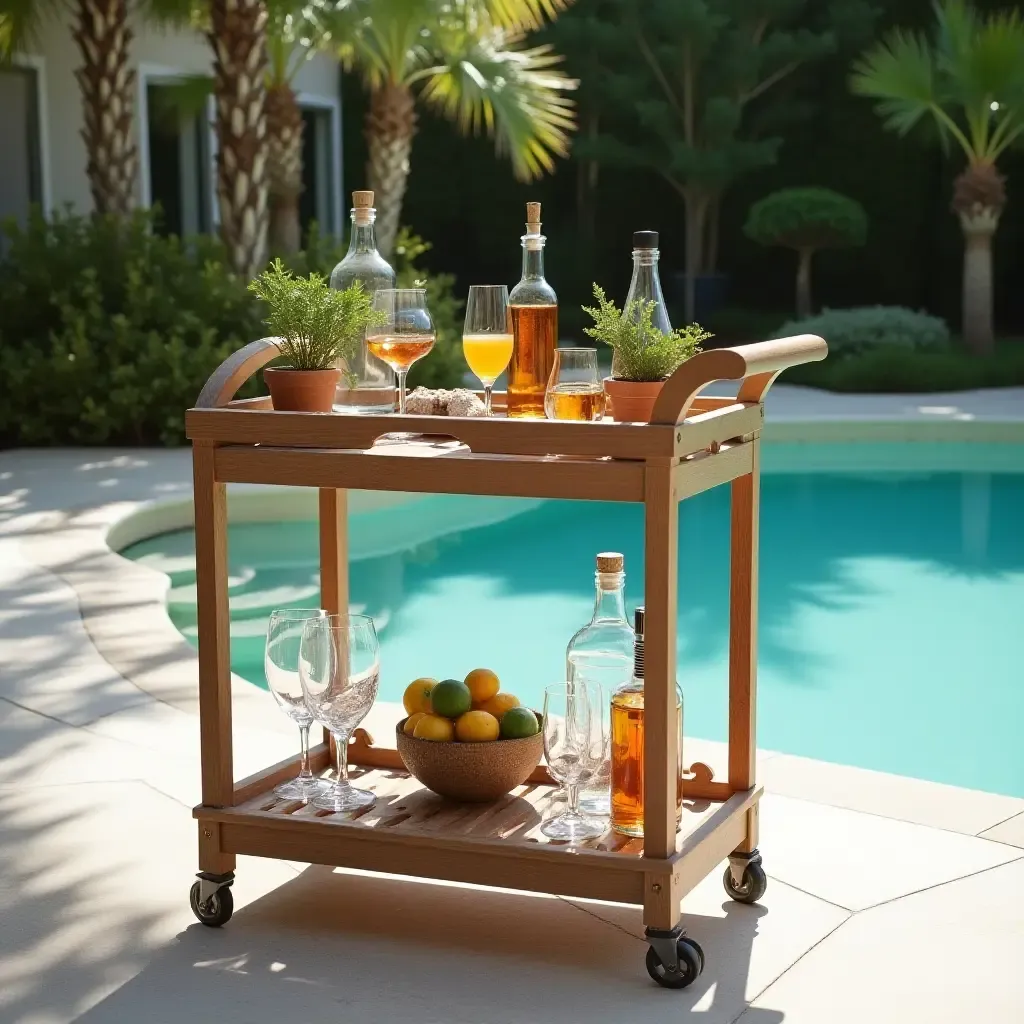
[396,717,543,802]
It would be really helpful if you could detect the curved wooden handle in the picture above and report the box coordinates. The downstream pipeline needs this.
[650,334,827,425]
[195,337,282,408]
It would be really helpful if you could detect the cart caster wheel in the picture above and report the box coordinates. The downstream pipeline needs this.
[190,880,234,927]
[724,855,767,905]
[645,937,704,990]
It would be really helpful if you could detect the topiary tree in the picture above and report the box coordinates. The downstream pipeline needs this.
[745,188,867,318]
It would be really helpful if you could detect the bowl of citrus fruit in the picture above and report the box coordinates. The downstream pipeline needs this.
[396,669,542,802]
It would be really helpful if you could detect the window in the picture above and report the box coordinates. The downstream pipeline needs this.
[0,66,43,226]
[142,76,214,237]
[299,100,341,240]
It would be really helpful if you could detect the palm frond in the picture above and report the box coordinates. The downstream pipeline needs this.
[418,28,576,180]
[0,0,61,59]
[850,28,937,137]
[481,0,571,33]
[328,0,435,87]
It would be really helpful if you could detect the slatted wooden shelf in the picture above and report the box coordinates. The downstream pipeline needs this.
[186,332,827,965]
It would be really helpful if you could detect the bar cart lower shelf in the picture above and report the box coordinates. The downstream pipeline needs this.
[185,332,826,989]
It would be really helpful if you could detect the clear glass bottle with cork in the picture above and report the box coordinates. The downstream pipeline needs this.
[611,230,672,380]
[329,190,396,413]
[610,606,684,837]
[508,202,557,418]
[566,552,635,817]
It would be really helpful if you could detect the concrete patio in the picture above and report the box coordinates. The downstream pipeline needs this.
[2,386,1024,1023]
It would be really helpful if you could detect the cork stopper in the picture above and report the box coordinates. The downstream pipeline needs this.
[526,201,541,235]
[352,190,374,226]
[596,552,624,573]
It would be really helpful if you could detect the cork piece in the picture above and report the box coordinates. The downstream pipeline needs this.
[353,191,374,207]
[596,552,624,573]
[526,201,541,233]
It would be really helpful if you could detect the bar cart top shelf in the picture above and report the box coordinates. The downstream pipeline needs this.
[184,334,827,504]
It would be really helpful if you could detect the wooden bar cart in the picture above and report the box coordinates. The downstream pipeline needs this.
[186,333,826,988]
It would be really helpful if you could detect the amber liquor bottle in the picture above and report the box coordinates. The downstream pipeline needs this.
[610,607,684,837]
[508,202,557,418]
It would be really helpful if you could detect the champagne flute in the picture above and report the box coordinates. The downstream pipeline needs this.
[462,285,513,416]
[366,288,435,414]
[544,348,606,421]
[299,614,380,813]
[541,681,606,842]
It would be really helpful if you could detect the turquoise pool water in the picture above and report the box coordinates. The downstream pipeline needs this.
[124,443,1024,797]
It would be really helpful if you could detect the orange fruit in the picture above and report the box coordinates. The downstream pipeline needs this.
[455,710,500,743]
[403,677,438,716]
[412,714,455,742]
[465,668,500,706]
[403,712,426,736]
[478,692,520,720]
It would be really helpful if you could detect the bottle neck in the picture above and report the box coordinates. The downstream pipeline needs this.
[592,571,627,622]
[520,235,547,281]
[348,215,378,254]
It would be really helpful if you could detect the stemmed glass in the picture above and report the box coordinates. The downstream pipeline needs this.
[544,348,606,421]
[462,285,513,416]
[299,613,380,813]
[265,608,329,800]
[568,651,631,818]
[366,288,435,414]
[541,681,606,842]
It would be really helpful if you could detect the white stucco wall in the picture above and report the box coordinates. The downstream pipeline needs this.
[23,11,341,217]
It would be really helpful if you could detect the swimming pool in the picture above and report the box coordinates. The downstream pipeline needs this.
[123,443,1024,797]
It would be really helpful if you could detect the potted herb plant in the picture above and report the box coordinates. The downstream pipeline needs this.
[583,285,711,422]
[248,259,385,412]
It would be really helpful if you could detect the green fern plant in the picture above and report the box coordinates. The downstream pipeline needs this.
[582,284,710,382]
[248,260,385,373]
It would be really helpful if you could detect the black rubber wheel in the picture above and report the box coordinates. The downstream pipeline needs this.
[190,880,234,927]
[645,937,703,990]
[723,861,768,904]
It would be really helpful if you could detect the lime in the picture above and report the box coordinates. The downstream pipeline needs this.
[430,678,472,719]
[500,707,539,739]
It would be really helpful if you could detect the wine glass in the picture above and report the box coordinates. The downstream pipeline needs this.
[462,285,513,416]
[541,681,606,842]
[366,288,435,414]
[299,614,380,813]
[265,608,329,800]
[568,651,631,818]
[544,348,606,421]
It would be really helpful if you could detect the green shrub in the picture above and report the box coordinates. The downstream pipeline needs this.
[0,208,263,446]
[776,306,950,357]
[0,211,466,445]
[745,188,867,250]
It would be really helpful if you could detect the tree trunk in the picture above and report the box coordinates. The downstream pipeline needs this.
[705,192,721,275]
[960,218,997,355]
[682,189,709,324]
[72,0,137,216]
[208,0,270,280]
[365,82,417,260]
[265,80,304,255]
[795,247,814,318]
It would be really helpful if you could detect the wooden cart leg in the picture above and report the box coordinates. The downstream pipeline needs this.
[319,488,348,761]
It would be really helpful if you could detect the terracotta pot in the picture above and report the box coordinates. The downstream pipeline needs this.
[603,376,666,423]
[396,718,543,802]
[263,367,340,412]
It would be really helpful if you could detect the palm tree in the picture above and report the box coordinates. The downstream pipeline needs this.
[334,0,577,258]
[851,0,1024,355]
[1,0,138,215]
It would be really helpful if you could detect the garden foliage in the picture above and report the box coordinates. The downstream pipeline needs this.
[776,306,949,356]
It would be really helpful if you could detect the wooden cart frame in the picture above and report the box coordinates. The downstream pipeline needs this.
[186,333,826,986]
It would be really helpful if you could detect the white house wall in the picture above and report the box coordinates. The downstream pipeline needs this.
[26,11,341,218]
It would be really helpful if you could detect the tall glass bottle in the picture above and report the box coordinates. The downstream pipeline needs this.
[566,553,635,817]
[610,607,684,837]
[329,190,396,414]
[508,202,557,418]
[611,230,672,380]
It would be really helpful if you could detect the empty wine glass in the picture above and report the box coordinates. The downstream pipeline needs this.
[462,285,513,416]
[568,651,631,818]
[541,681,606,842]
[265,608,329,800]
[544,348,606,421]
[366,288,435,414]
[299,613,380,813]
